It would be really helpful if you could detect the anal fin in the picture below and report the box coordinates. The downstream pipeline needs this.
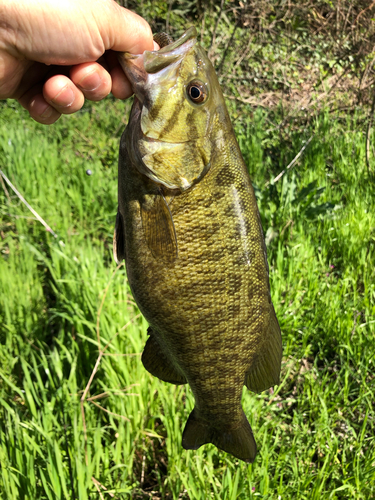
[142,328,186,385]
[182,408,257,463]
[245,305,282,393]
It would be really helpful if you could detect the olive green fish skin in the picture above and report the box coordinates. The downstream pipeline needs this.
[116,28,282,462]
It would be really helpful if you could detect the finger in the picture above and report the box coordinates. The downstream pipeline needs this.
[70,62,111,102]
[110,66,133,100]
[101,50,131,99]
[10,61,50,101]
[18,84,61,124]
[43,75,85,114]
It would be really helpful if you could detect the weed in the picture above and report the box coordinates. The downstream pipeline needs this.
[0,96,374,498]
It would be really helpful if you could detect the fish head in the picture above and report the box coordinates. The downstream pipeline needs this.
[119,27,231,191]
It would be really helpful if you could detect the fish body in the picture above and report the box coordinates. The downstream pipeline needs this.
[115,27,282,462]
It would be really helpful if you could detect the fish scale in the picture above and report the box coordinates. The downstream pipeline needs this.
[114,26,282,462]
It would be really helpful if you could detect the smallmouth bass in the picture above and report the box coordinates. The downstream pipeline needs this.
[114,27,282,462]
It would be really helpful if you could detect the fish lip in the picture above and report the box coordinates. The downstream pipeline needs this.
[119,26,197,63]
[155,26,197,54]
[118,27,197,99]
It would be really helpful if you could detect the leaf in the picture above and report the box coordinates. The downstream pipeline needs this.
[293,180,318,205]
[305,202,335,218]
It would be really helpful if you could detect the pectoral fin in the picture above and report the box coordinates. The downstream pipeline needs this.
[141,191,177,263]
[113,211,125,264]
[245,305,282,393]
[142,328,187,385]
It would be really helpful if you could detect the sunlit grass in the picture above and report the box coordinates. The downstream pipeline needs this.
[0,99,374,499]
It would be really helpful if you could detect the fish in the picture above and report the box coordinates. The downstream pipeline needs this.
[114,26,282,463]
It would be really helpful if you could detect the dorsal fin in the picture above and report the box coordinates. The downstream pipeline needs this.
[113,210,125,264]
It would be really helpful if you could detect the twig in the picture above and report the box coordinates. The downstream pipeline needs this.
[102,352,141,357]
[61,404,76,500]
[92,476,115,499]
[92,480,105,500]
[353,0,375,26]
[223,93,267,108]
[140,438,146,487]
[87,400,130,421]
[200,9,206,45]
[271,135,315,184]
[366,91,375,175]
[92,477,114,498]
[0,175,11,202]
[0,168,58,238]
[209,0,225,59]
[81,355,103,411]
[233,33,254,70]
[101,315,141,356]
[351,311,361,340]
[216,21,239,73]
[280,219,294,236]
[88,384,140,401]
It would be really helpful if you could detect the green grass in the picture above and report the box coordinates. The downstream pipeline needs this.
[0,98,374,499]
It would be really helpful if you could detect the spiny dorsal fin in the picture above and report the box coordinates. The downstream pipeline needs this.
[113,210,125,264]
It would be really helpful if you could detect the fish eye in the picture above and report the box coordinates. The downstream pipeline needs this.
[187,81,208,104]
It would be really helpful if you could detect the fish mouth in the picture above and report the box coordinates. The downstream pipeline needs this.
[118,27,197,102]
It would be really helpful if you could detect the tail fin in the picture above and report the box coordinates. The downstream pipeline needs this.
[181,409,257,463]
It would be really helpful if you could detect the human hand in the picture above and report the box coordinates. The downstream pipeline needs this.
[0,0,157,124]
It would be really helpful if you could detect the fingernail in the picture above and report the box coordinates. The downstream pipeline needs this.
[29,97,53,119]
[52,85,75,107]
[40,105,53,118]
[78,71,102,92]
